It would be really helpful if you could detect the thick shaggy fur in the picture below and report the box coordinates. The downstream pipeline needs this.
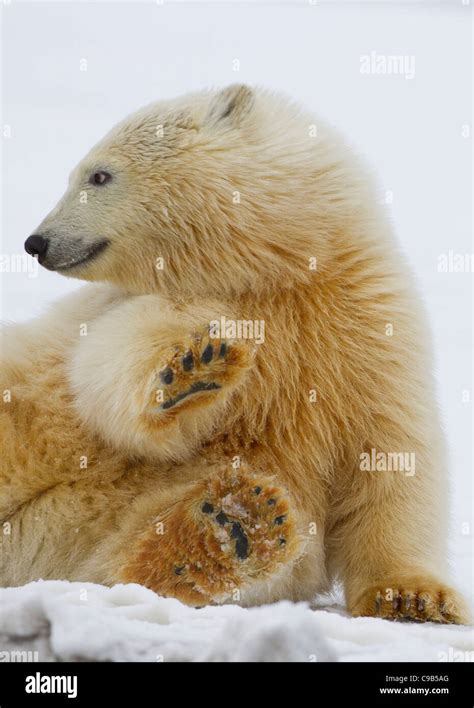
[0,85,467,621]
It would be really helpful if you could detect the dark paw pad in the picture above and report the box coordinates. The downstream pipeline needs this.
[182,351,194,371]
[201,343,214,364]
[210,509,250,561]
[230,522,249,560]
[159,367,174,385]
[218,342,227,358]
[215,511,229,526]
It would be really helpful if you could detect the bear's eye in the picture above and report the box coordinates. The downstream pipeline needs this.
[90,171,111,186]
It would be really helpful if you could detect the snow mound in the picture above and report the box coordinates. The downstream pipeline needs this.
[0,581,472,662]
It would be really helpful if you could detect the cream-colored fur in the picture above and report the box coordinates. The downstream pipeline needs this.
[0,85,467,621]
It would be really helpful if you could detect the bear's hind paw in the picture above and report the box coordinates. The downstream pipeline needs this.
[119,466,303,606]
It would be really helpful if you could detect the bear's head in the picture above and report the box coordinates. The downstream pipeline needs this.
[26,84,358,299]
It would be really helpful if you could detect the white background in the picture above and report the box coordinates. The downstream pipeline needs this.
[1,1,472,601]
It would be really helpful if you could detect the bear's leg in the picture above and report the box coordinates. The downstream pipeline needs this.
[330,445,469,624]
[91,463,304,606]
[70,298,254,459]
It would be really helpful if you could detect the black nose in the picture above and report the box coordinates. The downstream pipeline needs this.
[25,234,49,260]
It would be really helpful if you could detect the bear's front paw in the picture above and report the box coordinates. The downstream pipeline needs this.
[120,466,303,606]
[350,575,469,624]
[145,327,254,416]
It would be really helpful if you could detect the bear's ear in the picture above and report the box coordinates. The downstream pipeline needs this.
[205,84,254,127]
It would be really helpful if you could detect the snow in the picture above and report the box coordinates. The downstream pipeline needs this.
[0,581,472,663]
[1,2,472,662]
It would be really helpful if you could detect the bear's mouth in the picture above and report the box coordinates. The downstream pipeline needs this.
[53,240,110,271]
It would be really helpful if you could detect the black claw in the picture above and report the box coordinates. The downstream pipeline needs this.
[254,486,262,495]
[201,502,214,514]
[159,367,174,385]
[417,598,426,613]
[392,594,401,612]
[231,522,249,560]
[201,343,213,364]
[267,498,276,506]
[375,593,382,613]
[174,566,185,576]
[218,342,227,358]
[274,515,286,526]
[405,595,412,612]
[215,511,229,526]
[182,351,194,371]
